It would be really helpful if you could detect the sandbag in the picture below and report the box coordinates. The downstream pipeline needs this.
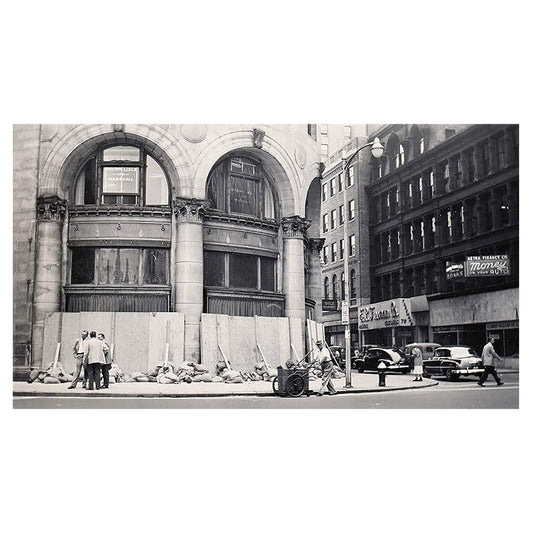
[192,373,213,382]
[43,376,60,384]
[223,370,240,381]
[123,374,135,383]
[135,376,150,383]
[216,361,227,372]
[164,372,181,383]
[132,372,146,380]
[212,376,223,382]
[147,375,157,382]
[38,372,47,381]
[148,368,160,378]
[158,376,174,384]
[227,375,244,384]
[192,362,209,373]
[28,368,40,383]
[49,369,62,380]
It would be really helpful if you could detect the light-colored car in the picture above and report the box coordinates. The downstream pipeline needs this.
[404,343,441,361]
[422,346,484,381]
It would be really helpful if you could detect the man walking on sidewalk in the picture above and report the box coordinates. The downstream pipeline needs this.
[478,336,504,387]
[315,340,337,396]
[68,330,88,389]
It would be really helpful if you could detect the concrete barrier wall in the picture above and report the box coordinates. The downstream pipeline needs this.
[200,314,302,373]
[43,312,184,375]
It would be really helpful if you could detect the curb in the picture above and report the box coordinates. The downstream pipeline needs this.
[13,381,439,399]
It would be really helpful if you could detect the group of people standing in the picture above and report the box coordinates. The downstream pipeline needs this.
[69,330,112,390]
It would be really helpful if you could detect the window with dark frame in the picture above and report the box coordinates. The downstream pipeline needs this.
[203,250,276,292]
[74,145,169,207]
[207,156,276,219]
[70,247,169,286]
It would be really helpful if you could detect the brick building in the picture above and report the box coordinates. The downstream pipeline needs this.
[320,124,519,364]
[13,125,322,376]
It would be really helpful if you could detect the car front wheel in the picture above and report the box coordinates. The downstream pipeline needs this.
[446,369,459,381]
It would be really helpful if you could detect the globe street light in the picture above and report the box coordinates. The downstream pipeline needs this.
[341,137,384,388]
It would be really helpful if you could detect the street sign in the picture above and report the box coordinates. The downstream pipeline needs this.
[341,301,350,324]
[322,299,338,311]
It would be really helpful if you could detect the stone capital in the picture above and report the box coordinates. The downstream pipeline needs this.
[173,197,208,223]
[281,215,311,239]
[308,238,325,255]
[36,195,66,222]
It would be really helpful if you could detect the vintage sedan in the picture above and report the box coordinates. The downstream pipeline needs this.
[353,347,411,374]
[422,346,484,381]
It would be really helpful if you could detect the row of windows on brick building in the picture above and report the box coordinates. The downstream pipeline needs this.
[370,127,519,223]
[321,166,355,202]
[322,201,356,232]
[322,235,357,265]
[323,270,357,301]
[369,182,519,265]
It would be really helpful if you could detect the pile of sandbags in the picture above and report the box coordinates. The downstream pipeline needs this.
[108,363,125,384]
[254,362,277,381]
[128,361,216,384]
[27,363,73,384]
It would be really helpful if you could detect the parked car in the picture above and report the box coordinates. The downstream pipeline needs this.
[404,343,441,361]
[422,346,484,381]
[353,347,411,374]
[328,345,346,367]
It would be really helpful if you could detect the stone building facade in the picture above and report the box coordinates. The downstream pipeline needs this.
[13,124,322,374]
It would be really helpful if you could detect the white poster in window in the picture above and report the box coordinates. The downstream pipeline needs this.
[103,167,139,194]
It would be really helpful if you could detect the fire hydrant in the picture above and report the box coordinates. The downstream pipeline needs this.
[378,362,387,387]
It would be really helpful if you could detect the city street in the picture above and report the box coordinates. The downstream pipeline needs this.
[13,373,518,409]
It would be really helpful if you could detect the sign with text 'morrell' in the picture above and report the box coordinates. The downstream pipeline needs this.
[358,298,413,330]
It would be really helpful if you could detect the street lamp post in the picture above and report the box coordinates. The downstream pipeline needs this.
[341,137,384,388]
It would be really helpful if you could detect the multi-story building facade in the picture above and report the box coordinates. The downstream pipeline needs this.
[308,124,367,164]
[319,136,372,347]
[13,124,322,377]
[320,124,519,365]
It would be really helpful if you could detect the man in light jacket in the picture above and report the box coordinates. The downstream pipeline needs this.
[478,336,504,387]
[84,331,106,391]
[315,340,337,396]
[68,329,88,389]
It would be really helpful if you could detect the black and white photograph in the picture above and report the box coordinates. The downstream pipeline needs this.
[4,2,531,533]
[12,123,519,409]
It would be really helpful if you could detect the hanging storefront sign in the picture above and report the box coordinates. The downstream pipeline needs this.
[446,261,465,279]
[465,255,510,277]
[322,299,338,312]
[358,298,413,330]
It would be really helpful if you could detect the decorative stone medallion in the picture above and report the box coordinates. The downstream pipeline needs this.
[294,144,307,169]
[180,124,207,143]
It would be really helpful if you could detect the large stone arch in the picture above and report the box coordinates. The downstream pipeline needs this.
[191,130,303,217]
[39,124,193,198]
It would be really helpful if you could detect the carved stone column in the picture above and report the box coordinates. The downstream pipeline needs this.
[281,216,311,352]
[32,196,67,367]
[173,198,207,362]
[307,238,325,323]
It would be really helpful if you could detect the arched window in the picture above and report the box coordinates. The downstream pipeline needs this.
[206,155,277,219]
[73,145,169,207]
[395,143,406,168]
[332,274,338,300]
[350,269,357,299]
[324,276,330,299]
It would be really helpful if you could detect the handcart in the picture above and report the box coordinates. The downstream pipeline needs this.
[272,366,312,397]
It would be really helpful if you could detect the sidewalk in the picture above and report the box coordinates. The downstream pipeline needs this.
[13,372,440,398]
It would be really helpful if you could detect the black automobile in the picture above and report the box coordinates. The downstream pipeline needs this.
[422,346,484,381]
[352,347,411,374]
